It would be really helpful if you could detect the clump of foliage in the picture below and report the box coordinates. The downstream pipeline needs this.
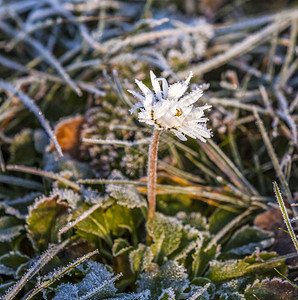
[0,0,297,299]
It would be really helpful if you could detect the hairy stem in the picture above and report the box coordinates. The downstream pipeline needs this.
[147,129,161,220]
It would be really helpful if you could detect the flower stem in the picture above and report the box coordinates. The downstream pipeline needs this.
[147,129,161,220]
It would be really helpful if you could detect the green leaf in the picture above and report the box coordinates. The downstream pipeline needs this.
[129,244,154,273]
[75,203,142,248]
[26,194,70,251]
[0,216,24,242]
[221,226,274,259]
[104,205,141,236]
[147,213,183,260]
[74,203,112,247]
[209,210,238,234]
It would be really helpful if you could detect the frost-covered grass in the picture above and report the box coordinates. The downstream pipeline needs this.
[0,0,297,299]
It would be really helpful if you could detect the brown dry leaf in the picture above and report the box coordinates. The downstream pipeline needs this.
[253,278,298,299]
[254,208,296,258]
[52,115,84,158]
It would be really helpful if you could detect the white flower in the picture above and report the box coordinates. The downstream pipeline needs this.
[128,71,212,142]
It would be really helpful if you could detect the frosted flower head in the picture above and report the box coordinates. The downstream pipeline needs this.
[128,71,212,142]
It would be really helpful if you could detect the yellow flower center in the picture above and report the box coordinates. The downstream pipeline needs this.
[175,108,183,117]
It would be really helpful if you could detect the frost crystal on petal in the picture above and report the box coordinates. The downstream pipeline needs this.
[129,71,212,142]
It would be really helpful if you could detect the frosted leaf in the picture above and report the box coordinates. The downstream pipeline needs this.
[80,103,147,178]
[112,238,133,256]
[43,152,61,173]
[3,193,41,223]
[5,192,41,207]
[129,244,154,273]
[170,224,204,261]
[217,291,245,300]
[82,188,112,207]
[27,194,70,251]
[0,281,15,297]
[192,236,220,278]
[147,213,183,258]
[207,252,281,283]
[0,251,30,278]
[0,81,63,156]
[0,216,24,242]
[8,129,35,165]
[111,290,151,299]
[50,188,81,209]
[137,261,189,300]
[74,260,119,299]
[28,251,100,299]
[221,226,275,259]
[106,171,146,208]
[187,283,212,300]
[53,283,79,300]
[0,203,24,220]
[185,278,215,300]
[43,152,92,180]
[176,212,208,231]
[215,279,246,300]
[158,287,175,300]
[172,240,197,262]
[157,19,214,62]
[0,264,13,277]
[206,259,248,282]
[3,240,69,300]
[33,129,49,153]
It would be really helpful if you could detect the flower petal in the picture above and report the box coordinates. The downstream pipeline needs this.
[171,129,187,141]
[179,89,203,106]
[129,101,144,114]
[135,79,154,97]
[127,89,145,101]
[167,72,193,100]
[130,71,212,143]
[150,71,162,100]
[156,77,169,99]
